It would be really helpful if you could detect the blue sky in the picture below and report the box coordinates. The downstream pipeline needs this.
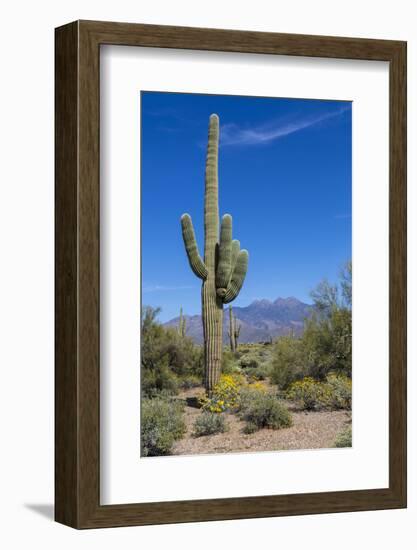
[141,92,352,322]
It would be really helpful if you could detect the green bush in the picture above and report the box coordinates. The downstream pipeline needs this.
[244,363,270,382]
[141,354,179,398]
[270,336,307,389]
[141,397,185,456]
[221,350,241,375]
[334,425,352,447]
[193,412,228,437]
[243,421,258,434]
[269,264,352,388]
[326,373,352,410]
[141,306,204,396]
[240,390,293,432]
[239,353,260,369]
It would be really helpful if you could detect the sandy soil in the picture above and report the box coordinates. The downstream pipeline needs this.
[171,387,351,456]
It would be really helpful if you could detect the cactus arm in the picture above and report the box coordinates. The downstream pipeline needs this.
[230,240,240,276]
[223,250,249,304]
[216,214,232,294]
[181,214,208,279]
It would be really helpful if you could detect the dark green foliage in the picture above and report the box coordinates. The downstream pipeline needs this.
[141,306,203,397]
[141,397,186,456]
[142,354,179,397]
[270,336,307,389]
[302,306,352,379]
[239,390,293,432]
[193,412,228,437]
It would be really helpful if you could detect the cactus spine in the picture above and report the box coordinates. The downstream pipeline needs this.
[181,114,249,394]
[228,305,241,353]
[178,307,186,338]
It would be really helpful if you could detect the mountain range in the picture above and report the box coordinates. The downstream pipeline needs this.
[164,297,313,344]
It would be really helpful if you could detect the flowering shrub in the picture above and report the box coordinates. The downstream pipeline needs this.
[286,374,351,411]
[286,377,330,410]
[248,380,268,393]
[326,373,352,410]
[199,374,244,413]
[193,412,228,437]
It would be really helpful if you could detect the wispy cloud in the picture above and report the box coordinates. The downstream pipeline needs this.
[220,106,349,147]
[142,284,195,293]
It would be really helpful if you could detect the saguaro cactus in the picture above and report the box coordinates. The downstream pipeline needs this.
[228,305,241,353]
[181,114,249,394]
[178,307,186,338]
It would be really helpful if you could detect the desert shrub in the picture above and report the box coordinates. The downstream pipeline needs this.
[269,264,352,388]
[334,425,352,447]
[244,363,270,382]
[270,336,307,389]
[222,350,241,375]
[303,264,352,379]
[141,306,204,396]
[179,374,202,390]
[239,353,260,370]
[302,309,351,380]
[326,373,352,410]
[141,354,179,397]
[286,374,352,411]
[243,422,258,434]
[240,390,292,432]
[286,377,331,411]
[141,397,185,456]
[193,412,228,437]
[199,373,244,413]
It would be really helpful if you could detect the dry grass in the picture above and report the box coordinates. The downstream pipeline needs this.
[171,387,351,456]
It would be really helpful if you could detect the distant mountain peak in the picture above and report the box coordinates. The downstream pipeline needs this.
[250,298,272,307]
[273,296,303,306]
[163,296,313,344]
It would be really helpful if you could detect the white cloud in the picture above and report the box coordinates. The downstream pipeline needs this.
[220,106,349,147]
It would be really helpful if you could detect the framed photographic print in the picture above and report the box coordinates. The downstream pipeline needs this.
[55,20,407,528]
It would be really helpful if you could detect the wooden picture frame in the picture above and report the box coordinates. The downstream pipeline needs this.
[55,20,407,529]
